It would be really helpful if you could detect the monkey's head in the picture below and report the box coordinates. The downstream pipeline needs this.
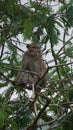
[27,43,42,57]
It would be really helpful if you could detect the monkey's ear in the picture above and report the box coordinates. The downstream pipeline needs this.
[26,44,30,48]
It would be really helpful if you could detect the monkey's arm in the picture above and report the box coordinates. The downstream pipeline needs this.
[15,54,28,83]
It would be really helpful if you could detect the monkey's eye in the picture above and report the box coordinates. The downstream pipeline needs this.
[30,46,39,49]
[37,47,40,49]
[31,46,35,48]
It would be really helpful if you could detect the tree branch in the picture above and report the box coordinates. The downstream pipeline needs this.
[25,100,50,130]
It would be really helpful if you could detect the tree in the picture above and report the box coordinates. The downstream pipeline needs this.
[0,0,73,130]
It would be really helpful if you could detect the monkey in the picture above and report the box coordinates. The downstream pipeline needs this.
[15,43,48,91]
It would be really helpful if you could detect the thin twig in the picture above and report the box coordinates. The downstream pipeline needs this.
[0,44,4,58]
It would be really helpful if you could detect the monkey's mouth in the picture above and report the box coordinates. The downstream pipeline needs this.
[31,52,39,56]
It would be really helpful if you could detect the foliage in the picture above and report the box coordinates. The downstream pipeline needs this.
[0,0,73,130]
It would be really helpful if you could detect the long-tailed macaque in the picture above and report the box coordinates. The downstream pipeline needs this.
[16,43,48,90]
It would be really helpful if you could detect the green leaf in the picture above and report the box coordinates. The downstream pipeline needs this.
[6,40,17,62]
[9,119,18,130]
[6,40,17,54]
[30,1,51,15]
[45,15,59,45]
[41,113,53,122]
[65,4,73,27]
[6,0,19,16]
[65,46,73,58]
[0,109,8,122]
[15,109,32,129]
[0,82,8,88]
[23,18,33,39]
[62,113,73,130]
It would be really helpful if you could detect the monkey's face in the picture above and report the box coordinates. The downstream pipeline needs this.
[30,46,40,56]
[27,44,41,57]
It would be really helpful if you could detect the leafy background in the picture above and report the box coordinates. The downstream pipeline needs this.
[0,0,73,130]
